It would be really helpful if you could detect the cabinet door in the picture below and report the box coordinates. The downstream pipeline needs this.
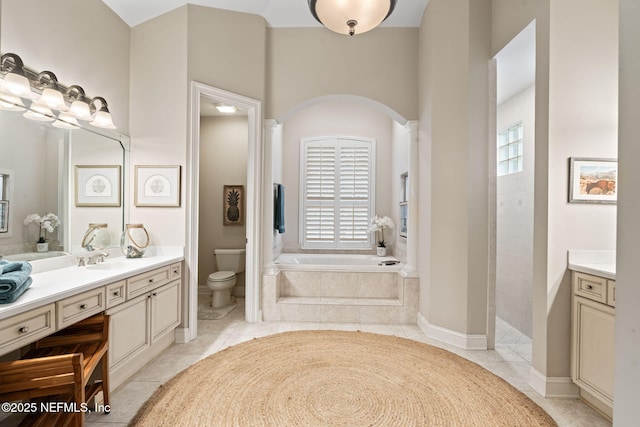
[572,296,615,407]
[107,295,150,370]
[150,280,181,343]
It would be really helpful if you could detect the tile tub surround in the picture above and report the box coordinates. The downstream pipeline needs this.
[262,268,419,324]
[0,246,184,321]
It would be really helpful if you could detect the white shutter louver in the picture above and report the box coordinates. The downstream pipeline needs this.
[301,137,375,249]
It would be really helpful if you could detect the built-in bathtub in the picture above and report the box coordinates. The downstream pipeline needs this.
[263,253,418,324]
[274,253,403,272]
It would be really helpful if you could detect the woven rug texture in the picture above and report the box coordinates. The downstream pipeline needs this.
[130,330,557,427]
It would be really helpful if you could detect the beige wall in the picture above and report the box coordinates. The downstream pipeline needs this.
[198,116,248,288]
[546,0,618,379]
[418,0,491,335]
[267,28,418,121]
[0,0,131,133]
[615,0,640,422]
[187,6,267,103]
[129,7,188,247]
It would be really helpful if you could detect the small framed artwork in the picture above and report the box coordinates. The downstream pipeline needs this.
[135,165,181,207]
[223,185,244,226]
[0,200,8,233]
[569,157,617,204]
[75,165,121,207]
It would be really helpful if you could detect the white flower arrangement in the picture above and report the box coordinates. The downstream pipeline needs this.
[368,215,395,248]
[24,212,60,243]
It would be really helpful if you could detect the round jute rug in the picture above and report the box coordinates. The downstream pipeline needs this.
[130,330,556,427]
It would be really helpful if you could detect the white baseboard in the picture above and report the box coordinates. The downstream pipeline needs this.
[529,367,579,398]
[417,313,488,350]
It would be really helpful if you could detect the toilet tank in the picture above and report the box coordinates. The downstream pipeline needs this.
[214,248,246,273]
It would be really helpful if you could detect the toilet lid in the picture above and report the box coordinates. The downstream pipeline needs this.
[209,271,235,281]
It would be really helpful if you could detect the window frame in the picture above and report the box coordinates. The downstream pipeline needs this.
[299,136,376,250]
[497,121,524,176]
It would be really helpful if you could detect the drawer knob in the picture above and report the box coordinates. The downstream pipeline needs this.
[148,278,154,283]
[152,293,157,297]
[585,284,593,290]
[19,326,29,334]
[80,304,87,309]
[113,291,120,296]
[173,270,178,274]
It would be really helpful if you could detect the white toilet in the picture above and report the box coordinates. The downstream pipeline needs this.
[207,248,246,309]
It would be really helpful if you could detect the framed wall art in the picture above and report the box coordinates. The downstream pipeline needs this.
[135,165,181,207]
[75,165,121,207]
[568,157,617,204]
[223,185,244,226]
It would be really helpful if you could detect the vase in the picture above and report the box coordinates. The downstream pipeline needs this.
[36,242,49,252]
[376,246,386,257]
[121,223,150,258]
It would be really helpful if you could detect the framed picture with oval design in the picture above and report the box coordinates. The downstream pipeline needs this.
[75,165,121,207]
[223,185,244,226]
[135,165,181,207]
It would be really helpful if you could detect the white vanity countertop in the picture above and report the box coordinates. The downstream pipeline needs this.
[567,250,616,280]
[0,246,184,320]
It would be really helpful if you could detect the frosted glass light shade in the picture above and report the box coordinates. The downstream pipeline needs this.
[24,103,55,122]
[1,72,30,96]
[309,0,396,36]
[0,93,26,111]
[38,87,69,111]
[90,110,116,129]
[52,111,80,129]
[69,99,92,120]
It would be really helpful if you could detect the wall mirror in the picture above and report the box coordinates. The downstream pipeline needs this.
[0,107,128,260]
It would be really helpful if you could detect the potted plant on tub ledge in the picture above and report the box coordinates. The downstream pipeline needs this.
[369,215,395,257]
[24,212,60,252]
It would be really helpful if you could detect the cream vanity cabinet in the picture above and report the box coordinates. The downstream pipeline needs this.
[106,262,182,390]
[571,271,615,420]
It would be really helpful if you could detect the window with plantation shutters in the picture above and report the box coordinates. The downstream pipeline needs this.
[300,137,375,249]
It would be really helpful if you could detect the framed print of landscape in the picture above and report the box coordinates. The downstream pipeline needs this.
[568,157,617,204]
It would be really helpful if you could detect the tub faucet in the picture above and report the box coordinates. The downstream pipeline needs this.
[87,251,109,265]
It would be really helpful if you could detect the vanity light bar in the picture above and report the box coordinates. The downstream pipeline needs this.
[0,52,116,130]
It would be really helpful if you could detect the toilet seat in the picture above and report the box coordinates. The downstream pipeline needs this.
[208,271,235,281]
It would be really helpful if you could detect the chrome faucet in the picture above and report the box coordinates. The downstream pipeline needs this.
[87,251,110,265]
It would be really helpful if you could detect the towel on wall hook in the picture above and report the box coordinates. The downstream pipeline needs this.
[274,183,285,234]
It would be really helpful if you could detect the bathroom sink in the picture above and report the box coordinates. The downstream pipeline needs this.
[86,261,131,271]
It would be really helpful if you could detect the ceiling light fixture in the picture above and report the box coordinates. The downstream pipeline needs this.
[216,104,237,113]
[308,0,397,36]
[0,52,117,130]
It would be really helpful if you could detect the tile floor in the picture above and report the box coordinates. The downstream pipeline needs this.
[82,299,610,426]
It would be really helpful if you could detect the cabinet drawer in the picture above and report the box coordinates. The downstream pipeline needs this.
[573,272,607,304]
[106,280,127,309]
[607,280,616,307]
[57,288,106,329]
[170,262,182,282]
[0,304,56,355]
[127,266,170,299]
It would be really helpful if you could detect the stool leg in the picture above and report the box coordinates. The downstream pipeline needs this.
[101,351,110,413]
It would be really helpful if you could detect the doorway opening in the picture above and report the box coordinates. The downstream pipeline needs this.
[186,82,262,341]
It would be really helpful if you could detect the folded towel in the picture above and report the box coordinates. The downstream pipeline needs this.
[0,277,32,304]
[0,261,33,293]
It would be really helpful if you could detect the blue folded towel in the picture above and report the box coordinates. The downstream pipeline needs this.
[274,183,285,234]
[0,277,32,304]
[0,260,33,293]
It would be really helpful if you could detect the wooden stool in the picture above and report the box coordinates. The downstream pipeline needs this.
[0,313,110,426]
